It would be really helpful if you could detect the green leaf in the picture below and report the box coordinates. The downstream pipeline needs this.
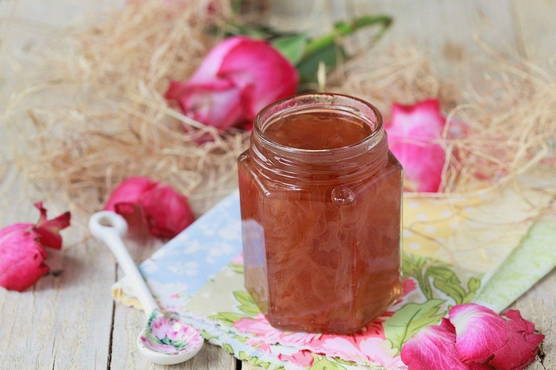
[208,312,245,325]
[384,299,445,352]
[427,266,461,281]
[272,34,308,64]
[233,291,255,305]
[427,266,467,304]
[200,329,217,341]
[402,254,433,299]
[238,304,261,315]
[296,43,346,84]
[218,21,286,40]
[467,276,481,293]
[332,357,356,366]
[310,356,346,370]
[462,276,482,303]
[402,253,426,276]
[233,291,261,316]
[233,334,248,343]
[223,343,234,354]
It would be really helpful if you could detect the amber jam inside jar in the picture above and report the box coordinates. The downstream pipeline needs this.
[237,93,402,334]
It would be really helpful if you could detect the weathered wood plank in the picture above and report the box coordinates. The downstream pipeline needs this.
[345,0,521,82]
[0,169,116,370]
[0,2,120,370]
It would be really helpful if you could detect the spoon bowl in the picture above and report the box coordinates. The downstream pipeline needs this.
[138,309,204,365]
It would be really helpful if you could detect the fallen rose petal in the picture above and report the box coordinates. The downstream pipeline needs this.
[0,205,71,291]
[105,176,156,210]
[104,176,194,238]
[402,305,544,370]
[401,319,468,370]
[449,303,508,364]
[386,99,446,192]
[33,202,71,250]
[165,36,298,130]
[489,310,544,370]
[138,183,194,238]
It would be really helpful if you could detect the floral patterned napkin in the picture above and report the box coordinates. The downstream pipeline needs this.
[113,189,556,369]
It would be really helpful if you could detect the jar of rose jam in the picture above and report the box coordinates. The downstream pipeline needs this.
[238,93,402,334]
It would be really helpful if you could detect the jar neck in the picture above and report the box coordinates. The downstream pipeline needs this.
[250,130,389,182]
[250,93,389,183]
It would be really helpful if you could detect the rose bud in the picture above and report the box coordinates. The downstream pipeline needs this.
[0,203,71,291]
[104,176,194,239]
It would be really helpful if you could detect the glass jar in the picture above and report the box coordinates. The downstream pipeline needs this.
[237,93,402,334]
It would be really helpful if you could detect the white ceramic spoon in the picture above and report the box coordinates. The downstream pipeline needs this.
[89,211,204,365]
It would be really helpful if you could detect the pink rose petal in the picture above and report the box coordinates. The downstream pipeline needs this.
[401,319,468,370]
[401,304,544,370]
[449,303,508,363]
[489,310,544,370]
[165,36,298,130]
[105,176,156,210]
[33,202,71,250]
[105,176,194,239]
[138,183,195,239]
[386,99,446,192]
[217,37,299,118]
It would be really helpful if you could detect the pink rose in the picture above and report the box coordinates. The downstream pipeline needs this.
[401,303,544,370]
[104,176,194,239]
[165,36,298,130]
[0,203,71,291]
[386,99,447,192]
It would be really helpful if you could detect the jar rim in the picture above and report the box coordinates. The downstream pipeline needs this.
[253,93,384,156]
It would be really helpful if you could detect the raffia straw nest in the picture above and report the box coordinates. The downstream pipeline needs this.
[3,0,556,223]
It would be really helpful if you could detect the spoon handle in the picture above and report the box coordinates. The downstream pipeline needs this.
[90,211,159,315]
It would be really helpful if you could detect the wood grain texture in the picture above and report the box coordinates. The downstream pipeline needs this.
[1,0,555,369]
[0,169,116,370]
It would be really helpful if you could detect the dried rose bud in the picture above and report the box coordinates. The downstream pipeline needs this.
[0,203,71,291]
[104,176,194,239]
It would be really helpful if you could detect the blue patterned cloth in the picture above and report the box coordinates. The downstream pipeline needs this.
[138,191,242,304]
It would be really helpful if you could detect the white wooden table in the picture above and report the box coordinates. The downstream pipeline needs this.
[0,1,555,369]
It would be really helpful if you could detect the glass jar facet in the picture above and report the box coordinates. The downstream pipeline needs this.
[238,94,402,334]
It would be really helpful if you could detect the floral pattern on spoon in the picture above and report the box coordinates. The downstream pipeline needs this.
[139,310,203,355]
